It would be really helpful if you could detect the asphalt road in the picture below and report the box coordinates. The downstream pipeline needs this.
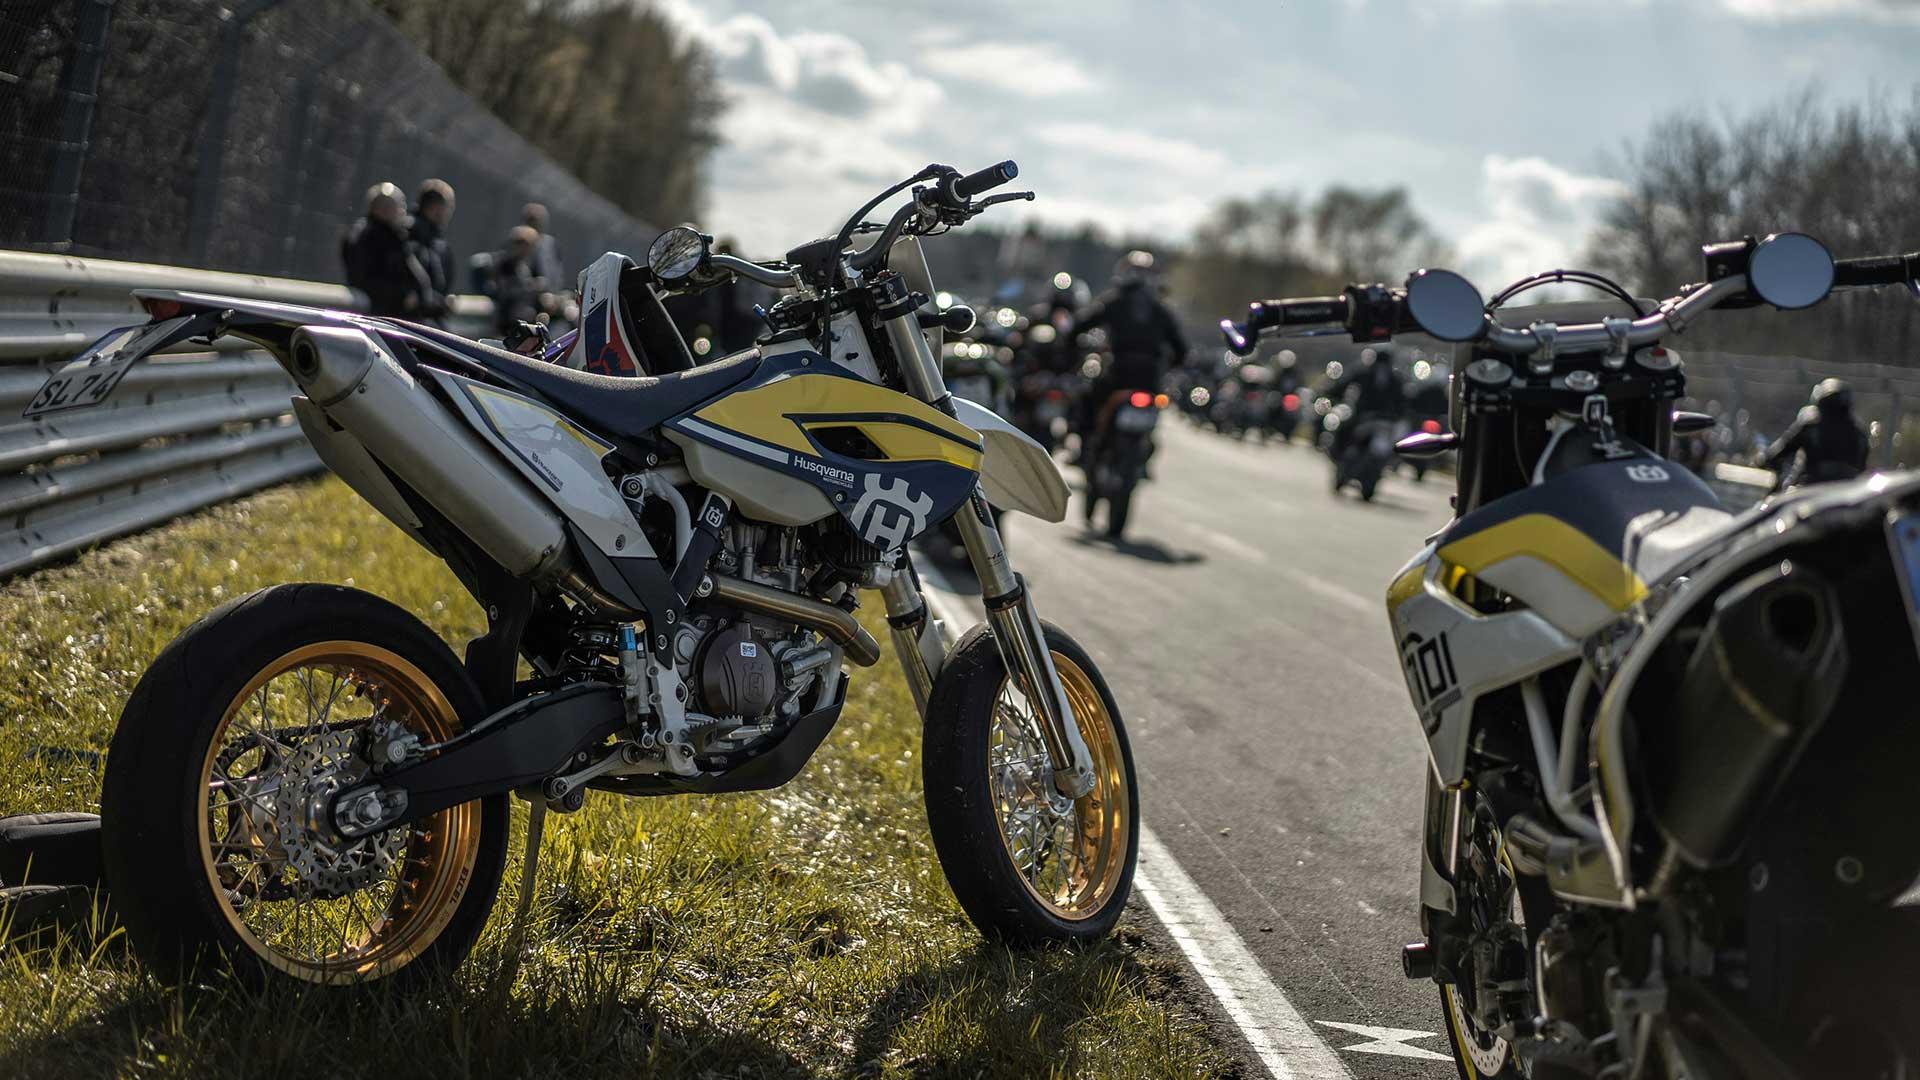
[923,420,1462,1079]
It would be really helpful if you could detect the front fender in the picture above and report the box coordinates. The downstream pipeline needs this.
[950,397,1069,522]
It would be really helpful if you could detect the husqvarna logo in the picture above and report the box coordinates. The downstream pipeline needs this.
[851,474,933,549]
[794,455,856,488]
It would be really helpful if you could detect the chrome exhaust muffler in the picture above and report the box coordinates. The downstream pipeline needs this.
[289,326,569,581]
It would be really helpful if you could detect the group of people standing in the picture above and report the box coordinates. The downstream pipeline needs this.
[340,179,564,333]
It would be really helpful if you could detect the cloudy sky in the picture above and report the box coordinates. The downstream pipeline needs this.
[657,0,1918,288]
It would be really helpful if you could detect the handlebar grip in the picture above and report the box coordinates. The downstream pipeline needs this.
[954,160,1018,199]
[1261,296,1350,328]
[1834,252,1917,288]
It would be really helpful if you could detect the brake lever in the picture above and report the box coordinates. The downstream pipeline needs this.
[1220,320,1254,356]
[974,191,1036,212]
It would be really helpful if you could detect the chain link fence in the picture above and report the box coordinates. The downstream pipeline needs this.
[1,0,650,286]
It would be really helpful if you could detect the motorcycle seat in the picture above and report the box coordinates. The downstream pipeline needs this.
[430,329,763,441]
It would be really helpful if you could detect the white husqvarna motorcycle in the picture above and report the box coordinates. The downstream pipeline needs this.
[31,161,1138,986]
[1225,237,1920,1078]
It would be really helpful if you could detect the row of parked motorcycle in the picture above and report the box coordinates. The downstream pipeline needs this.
[933,292,1165,538]
[32,143,1920,1079]
[1168,352,1450,501]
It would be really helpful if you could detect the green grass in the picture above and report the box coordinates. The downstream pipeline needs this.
[0,478,1230,1079]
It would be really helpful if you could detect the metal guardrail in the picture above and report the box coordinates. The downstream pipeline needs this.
[0,249,495,578]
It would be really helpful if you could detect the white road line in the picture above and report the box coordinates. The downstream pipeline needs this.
[1315,1022,1451,1062]
[1137,827,1353,1080]
[918,578,1353,1080]
[1179,521,1271,564]
[1287,572,1377,617]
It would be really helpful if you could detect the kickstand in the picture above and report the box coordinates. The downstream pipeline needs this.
[500,795,547,984]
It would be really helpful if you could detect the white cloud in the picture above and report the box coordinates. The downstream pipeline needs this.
[650,0,948,249]
[1456,155,1627,289]
[918,42,1100,96]
[1719,0,1920,22]
[1030,121,1233,177]
[655,0,942,132]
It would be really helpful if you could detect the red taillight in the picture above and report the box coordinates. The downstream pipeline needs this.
[140,297,183,320]
[1422,419,1442,434]
[1044,390,1065,401]
[1129,391,1152,408]
[1282,393,1300,410]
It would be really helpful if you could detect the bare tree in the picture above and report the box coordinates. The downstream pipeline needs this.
[1585,89,1920,368]
[1172,185,1447,332]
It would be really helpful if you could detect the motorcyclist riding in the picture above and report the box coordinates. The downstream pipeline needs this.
[1765,377,1871,489]
[1072,250,1188,460]
[1326,345,1408,459]
[1025,271,1089,376]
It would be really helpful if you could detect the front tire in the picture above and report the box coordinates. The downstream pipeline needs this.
[101,584,509,986]
[1105,486,1133,538]
[922,621,1138,945]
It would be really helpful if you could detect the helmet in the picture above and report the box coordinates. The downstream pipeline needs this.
[1049,270,1089,310]
[1112,249,1157,287]
[1812,377,1853,415]
[567,251,642,376]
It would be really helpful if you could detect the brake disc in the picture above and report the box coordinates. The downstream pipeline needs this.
[271,729,406,897]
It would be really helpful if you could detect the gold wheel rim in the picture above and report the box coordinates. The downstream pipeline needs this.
[196,641,481,984]
[988,652,1131,920]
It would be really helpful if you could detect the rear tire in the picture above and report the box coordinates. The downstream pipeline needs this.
[101,584,509,986]
[922,621,1138,945]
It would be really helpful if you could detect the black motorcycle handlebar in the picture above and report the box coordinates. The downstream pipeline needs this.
[952,160,1018,200]
[1221,295,1360,355]
[1834,252,1919,289]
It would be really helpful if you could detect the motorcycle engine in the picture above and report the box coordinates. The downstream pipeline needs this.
[671,523,843,730]
[670,613,830,725]
[697,621,780,719]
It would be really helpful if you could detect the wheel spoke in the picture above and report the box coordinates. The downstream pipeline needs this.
[196,649,481,982]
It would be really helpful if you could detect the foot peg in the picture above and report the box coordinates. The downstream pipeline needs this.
[1401,940,1436,980]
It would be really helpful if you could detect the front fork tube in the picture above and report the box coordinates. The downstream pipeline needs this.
[878,555,950,717]
[880,296,1096,799]
[956,494,1097,799]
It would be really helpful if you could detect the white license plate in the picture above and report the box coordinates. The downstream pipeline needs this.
[23,317,196,419]
[1114,406,1159,433]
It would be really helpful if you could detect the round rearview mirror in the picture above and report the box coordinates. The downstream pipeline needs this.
[1404,268,1486,343]
[648,226,708,283]
[1748,232,1834,310]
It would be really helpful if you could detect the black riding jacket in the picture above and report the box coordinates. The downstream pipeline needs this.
[1765,405,1870,485]
[1075,282,1188,388]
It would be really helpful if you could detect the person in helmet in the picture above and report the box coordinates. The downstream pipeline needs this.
[342,181,434,317]
[1764,377,1870,489]
[1324,346,1410,460]
[1019,270,1088,376]
[1071,250,1189,452]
